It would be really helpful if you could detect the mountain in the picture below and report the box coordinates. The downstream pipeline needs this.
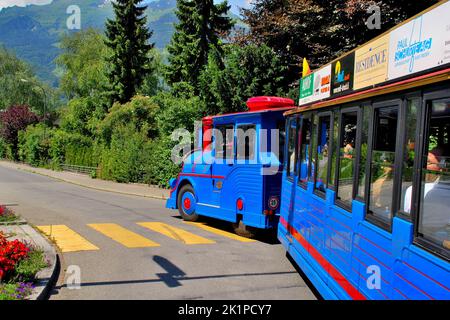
[0,0,247,86]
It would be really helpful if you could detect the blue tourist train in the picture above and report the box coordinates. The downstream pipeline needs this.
[166,97,294,237]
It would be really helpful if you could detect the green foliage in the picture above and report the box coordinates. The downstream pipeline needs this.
[199,44,288,114]
[49,129,96,167]
[166,0,235,91]
[97,124,150,183]
[13,249,47,283]
[0,137,13,160]
[143,135,181,188]
[60,97,105,137]
[0,47,53,114]
[98,95,160,143]
[105,0,155,103]
[56,28,110,101]
[18,124,52,167]
[152,92,204,136]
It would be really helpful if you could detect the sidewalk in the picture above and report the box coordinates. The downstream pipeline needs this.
[0,160,170,200]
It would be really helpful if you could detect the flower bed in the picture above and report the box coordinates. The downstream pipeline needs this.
[0,206,19,223]
[0,232,48,300]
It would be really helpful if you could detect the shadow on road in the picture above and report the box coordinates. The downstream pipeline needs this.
[171,215,280,245]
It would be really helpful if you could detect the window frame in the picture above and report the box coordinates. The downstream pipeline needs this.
[365,98,403,232]
[396,91,422,222]
[298,113,313,189]
[313,111,333,198]
[413,88,450,261]
[286,116,299,181]
[236,123,257,162]
[213,124,235,161]
[334,106,362,212]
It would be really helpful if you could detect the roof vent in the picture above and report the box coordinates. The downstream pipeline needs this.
[246,96,295,111]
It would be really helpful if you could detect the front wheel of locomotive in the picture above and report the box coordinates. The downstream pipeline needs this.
[177,184,199,222]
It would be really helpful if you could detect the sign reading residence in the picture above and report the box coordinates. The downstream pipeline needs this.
[388,0,450,81]
[331,53,355,95]
[299,64,332,105]
[354,34,389,90]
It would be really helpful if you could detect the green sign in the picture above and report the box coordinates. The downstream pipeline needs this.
[300,73,314,99]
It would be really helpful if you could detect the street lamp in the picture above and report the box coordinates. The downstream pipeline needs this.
[20,78,47,138]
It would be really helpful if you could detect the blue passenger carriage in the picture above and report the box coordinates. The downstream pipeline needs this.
[279,1,450,300]
[166,97,294,237]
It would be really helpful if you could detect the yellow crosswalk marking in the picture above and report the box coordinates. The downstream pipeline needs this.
[37,225,99,253]
[183,222,256,243]
[87,223,160,248]
[137,222,216,245]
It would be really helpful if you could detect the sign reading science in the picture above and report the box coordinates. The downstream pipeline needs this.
[388,0,450,81]
[299,64,332,105]
[354,34,389,90]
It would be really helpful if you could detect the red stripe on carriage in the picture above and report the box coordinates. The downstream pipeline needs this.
[180,173,225,179]
[280,216,367,300]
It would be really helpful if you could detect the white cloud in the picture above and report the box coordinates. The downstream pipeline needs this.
[0,0,53,11]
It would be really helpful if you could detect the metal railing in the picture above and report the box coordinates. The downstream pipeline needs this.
[60,164,97,175]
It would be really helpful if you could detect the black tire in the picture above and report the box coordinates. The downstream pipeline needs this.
[177,184,199,222]
[232,220,257,239]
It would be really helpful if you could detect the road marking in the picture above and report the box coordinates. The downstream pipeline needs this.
[183,222,256,243]
[37,225,99,253]
[137,222,216,245]
[87,223,160,248]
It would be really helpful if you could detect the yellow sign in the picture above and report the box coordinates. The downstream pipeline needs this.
[354,34,389,90]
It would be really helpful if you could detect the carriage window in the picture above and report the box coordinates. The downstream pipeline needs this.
[315,116,331,194]
[400,99,419,216]
[299,116,312,186]
[215,124,234,161]
[236,125,256,161]
[367,106,399,227]
[417,99,450,256]
[357,107,370,199]
[337,111,358,207]
[286,117,297,178]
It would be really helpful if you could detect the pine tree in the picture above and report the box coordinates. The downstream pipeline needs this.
[105,0,154,103]
[166,0,235,91]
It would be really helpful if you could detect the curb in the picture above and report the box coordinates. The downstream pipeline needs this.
[28,225,60,300]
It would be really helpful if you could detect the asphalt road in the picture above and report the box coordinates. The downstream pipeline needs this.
[0,165,316,300]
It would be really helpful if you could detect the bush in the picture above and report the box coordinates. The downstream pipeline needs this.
[142,135,181,188]
[18,124,52,167]
[98,95,160,143]
[152,92,204,137]
[49,130,96,168]
[97,124,149,183]
[0,105,40,160]
[0,138,11,159]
